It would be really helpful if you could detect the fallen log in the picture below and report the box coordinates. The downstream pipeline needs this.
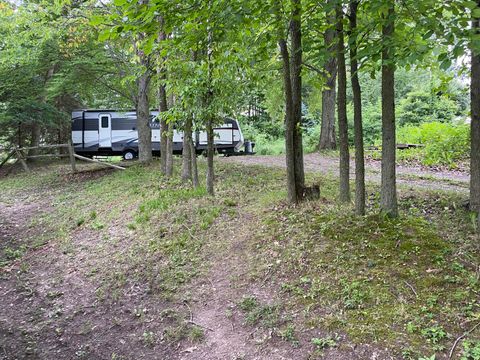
[73,153,125,170]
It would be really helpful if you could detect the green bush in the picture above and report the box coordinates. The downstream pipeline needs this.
[304,123,321,153]
[397,122,469,167]
[254,135,285,155]
[397,91,459,126]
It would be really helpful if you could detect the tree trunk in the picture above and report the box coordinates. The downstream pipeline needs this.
[182,117,193,182]
[206,118,215,195]
[158,17,168,174]
[291,0,305,201]
[319,1,337,151]
[349,0,366,215]
[166,128,173,177]
[336,4,350,203]
[470,0,480,229]
[279,38,297,204]
[28,123,41,158]
[158,88,168,173]
[380,1,398,217]
[136,70,153,164]
[17,124,23,148]
[190,132,199,188]
[206,26,215,196]
[164,93,174,177]
[278,0,305,204]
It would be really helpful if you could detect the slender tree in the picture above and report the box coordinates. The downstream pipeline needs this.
[291,0,305,201]
[166,93,174,177]
[158,16,169,174]
[471,0,480,229]
[336,3,350,203]
[349,0,366,215]
[190,130,199,188]
[380,0,398,217]
[182,116,193,182]
[319,0,337,150]
[278,0,305,204]
[206,24,215,196]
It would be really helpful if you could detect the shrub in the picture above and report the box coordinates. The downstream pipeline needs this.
[397,91,459,126]
[397,122,469,167]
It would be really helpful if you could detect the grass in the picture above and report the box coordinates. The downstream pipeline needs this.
[0,158,478,358]
[248,182,479,358]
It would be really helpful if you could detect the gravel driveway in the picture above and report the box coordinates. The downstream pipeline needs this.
[220,152,469,193]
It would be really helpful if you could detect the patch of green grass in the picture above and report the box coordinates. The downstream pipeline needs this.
[248,183,479,355]
[238,296,281,329]
[311,335,338,349]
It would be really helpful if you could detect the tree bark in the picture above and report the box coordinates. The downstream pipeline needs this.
[182,117,193,182]
[136,70,153,163]
[279,38,297,204]
[158,17,168,174]
[190,131,199,188]
[470,0,480,229]
[159,90,168,173]
[380,1,398,217]
[135,0,152,164]
[28,123,41,158]
[319,0,337,151]
[290,0,305,201]
[336,4,350,203]
[206,25,215,196]
[206,118,215,195]
[349,0,366,215]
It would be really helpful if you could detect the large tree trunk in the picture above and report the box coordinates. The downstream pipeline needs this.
[380,1,398,217]
[136,70,153,164]
[349,0,366,215]
[470,0,480,229]
[319,1,337,151]
[336,4,350,203]
[290,0,305,201]
[182,117,193,182]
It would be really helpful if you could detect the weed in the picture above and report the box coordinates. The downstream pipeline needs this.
[311,335,338,349]
[238,296,280,328]
[462,340,480,360]
[341,280,368,310]
[142,331,156,347]
[279,324,299,347]
[188,325,204,342]
[421,325,446,344]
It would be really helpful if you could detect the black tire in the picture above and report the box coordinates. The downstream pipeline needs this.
[123,149,137,161]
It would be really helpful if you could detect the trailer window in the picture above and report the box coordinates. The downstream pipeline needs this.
[101,116,109,128]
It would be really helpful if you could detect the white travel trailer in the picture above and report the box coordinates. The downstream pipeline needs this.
[71,110,251,160]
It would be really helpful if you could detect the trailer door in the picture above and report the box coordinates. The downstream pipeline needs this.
[98,114,112,148]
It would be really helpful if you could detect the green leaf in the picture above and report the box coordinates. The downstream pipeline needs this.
[90,15,105,26]
[113,0,128,6]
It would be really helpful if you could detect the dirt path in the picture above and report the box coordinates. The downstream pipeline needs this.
[178,213,300,360]
[221,153,469,193]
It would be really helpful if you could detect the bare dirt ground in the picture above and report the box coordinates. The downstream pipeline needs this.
[221,153,469,193]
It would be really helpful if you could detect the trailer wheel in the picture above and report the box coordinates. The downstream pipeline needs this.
[123,150,137,161]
